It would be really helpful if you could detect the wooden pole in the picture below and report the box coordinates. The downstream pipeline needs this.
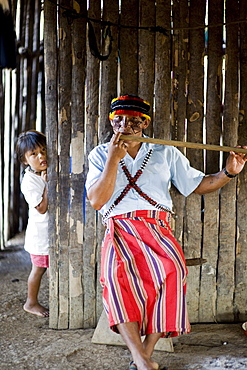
[84,0,101,329]
[97,0,119,322]
[119,135,247,154]
[235,0,247,322]
[217,0,239,323]
[0,72,4,249]
[138,0,155,138]
[69,0,87,329]
[184,0,205,324]
[57,0,73,330]
[154,0,171,140]
[201,0,223,323]
[99,0,118,144]
[120,0,138,94]
[44,0,59,329]
[172,0,189,146]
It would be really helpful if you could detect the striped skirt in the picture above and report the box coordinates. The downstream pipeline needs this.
[100,210,190,337]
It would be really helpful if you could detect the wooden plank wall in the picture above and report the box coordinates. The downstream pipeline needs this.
[1,0,247,329]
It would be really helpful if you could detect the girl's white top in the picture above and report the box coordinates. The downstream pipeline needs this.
[21,170,49,255]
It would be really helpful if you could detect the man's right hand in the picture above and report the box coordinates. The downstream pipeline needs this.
[108,132,128,161]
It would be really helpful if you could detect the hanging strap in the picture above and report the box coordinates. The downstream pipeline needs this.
[88,20,112,61]
[102,149,174,224]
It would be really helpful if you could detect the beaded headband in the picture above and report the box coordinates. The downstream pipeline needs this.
[109,94,151,120]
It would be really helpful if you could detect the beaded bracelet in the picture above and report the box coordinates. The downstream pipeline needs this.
[223,167,237,178]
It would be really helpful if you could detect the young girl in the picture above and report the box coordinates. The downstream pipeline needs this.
[16,130,49,317]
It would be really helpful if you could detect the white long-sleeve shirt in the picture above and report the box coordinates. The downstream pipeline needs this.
[86,139,205,220]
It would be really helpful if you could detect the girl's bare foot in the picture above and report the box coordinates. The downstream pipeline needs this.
[23,302,49,317]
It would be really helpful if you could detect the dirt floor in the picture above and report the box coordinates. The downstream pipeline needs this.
[0,233,247,370]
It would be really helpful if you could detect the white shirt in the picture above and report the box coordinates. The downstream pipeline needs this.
[21,170,49,255]
[86,139,205,219]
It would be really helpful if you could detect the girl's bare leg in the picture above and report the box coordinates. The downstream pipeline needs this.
[23,264,49,317]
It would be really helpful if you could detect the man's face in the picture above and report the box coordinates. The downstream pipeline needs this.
[111,114,149,134]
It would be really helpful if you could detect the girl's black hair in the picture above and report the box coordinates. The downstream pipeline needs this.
[16,130,46,164]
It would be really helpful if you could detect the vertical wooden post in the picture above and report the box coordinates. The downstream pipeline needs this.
[99,0,119,144]
[119,0,139,94]
[235,0,247,322]
[138,0,155,137]
[170,1,188,252]
[84,0,101,328]
[14,0,28,235]
[217,0,239,322]
[30,0,41,127]
[154,0,171,140]
[203,0,224,323]
[3,71,10,241]
[18,0,27,132]
[193,0,219,321]
[0,72,4,249]
[44,0,59,329]
[56,0,73,329]
[97,0,119,322]
[22,0,35,131]
[205,0,224,173]
[185,0,205,323]
[171,0,189,144]
[69,0,87,329]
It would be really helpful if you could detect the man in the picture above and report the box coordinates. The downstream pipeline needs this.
[86,94,247,370]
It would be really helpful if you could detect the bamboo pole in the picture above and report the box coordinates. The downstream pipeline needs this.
[119,134,247,154]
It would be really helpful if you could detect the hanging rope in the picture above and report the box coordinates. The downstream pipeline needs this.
[61,7,168,61]
[52,0,247,33]
[50,0,247,61]
[88,20,112,61]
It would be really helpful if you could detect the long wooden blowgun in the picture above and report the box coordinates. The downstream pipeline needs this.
[119,135,247,154]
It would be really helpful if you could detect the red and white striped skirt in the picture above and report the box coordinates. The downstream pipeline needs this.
[100,210,190,337]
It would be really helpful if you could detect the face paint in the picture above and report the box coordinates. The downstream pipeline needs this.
[111,116,145,132]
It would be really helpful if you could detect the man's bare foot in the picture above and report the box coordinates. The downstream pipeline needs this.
[135,357,159,370]
[23,303,49,317]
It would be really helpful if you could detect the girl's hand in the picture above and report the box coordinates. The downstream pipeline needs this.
[35,186,48,214]
[41,170,47,182]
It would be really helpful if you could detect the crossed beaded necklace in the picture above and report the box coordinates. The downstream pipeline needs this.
[102,149,174,223]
